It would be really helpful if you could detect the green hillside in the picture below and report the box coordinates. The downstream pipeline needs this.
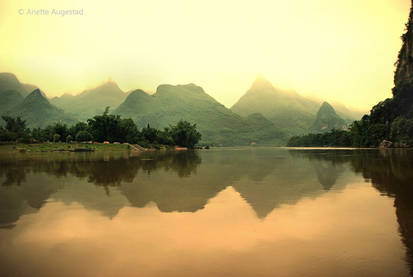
[231,75,361,136]
[0,90,24,115]
[7,89,75,128]
[231,76,320,136]
[51,81,128,121]
[0,73,31,97]
[311,102,346,133]
[115,83,285,145]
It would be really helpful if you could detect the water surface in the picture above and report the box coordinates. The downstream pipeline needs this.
[0,147,412,276]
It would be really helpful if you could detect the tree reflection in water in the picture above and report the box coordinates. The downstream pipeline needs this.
[0,148,413,275]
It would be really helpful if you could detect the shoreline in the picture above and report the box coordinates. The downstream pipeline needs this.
[0,142,193,153]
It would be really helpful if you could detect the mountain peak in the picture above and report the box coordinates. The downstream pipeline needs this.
[0,72,18,81]
[319,102,335,113]
[78,80,124,99]
[129,89,149,98]
[250,74,274,90]
[30,88,42,96]
[0,72,30,97]
[89,80,122,92]
[312,101,345,132]
[24,89,49,104]
[155,83,206,96]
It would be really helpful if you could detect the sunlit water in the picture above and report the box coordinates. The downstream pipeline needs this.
[0,147,412,277]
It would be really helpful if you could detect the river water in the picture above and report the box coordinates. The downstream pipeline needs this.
[0,147,412,276]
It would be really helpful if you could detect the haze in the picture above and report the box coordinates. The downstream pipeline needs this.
[0,0,410,110]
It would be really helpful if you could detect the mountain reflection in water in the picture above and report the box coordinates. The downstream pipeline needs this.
[0,148,412,277]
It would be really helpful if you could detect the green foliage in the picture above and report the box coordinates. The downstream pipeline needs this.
[288,99,413,148]
[87,109,142,143]
[75,130,92,142]
[141,124,158,143]
[156,127,174,145]
[287,129,352,147]
[53,133,61,142]
[0,116,30,142]
[66,135,73,143]
[69,122,88,138]
[2,116,27,136]
[0,113,203,148]
[390,116,413,146]
[51,123,69,139]
[119,118,141,144]
[169,120,202,148]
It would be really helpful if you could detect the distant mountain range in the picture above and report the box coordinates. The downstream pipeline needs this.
[0,73,33,98]
[114,84,285,145]
[6,89,75,128]
[50,80,128,121]
[0,72,364,145]
[231,75,362,136]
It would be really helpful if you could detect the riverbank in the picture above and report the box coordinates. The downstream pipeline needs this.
[0,142,209,153]
[0,142,130,153]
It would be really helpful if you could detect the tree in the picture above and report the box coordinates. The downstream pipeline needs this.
[170,120,201,148]
[76,130,92,142]
[157,127,174,145]
[51,122,69,139]
[119,118,141,143]
[0,116,30,142]
[66,135,73,143]
[87,108,142,143]
[53,133,61,142]
[141,124,158,143]
[69,122,88,137]
[87,109,122,142]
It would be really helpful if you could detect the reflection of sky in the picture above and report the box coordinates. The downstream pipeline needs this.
[1,148,413,276]
[0,183,407,277]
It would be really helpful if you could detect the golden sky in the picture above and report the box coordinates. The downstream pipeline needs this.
[0,0,410,110]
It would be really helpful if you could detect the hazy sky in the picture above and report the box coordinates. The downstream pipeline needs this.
[0,0,410,111]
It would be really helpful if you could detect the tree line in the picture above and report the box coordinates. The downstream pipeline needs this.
[288,96,413,147]
[0,108,202,148]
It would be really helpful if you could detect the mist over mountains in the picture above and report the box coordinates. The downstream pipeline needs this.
[231,75,361,136]
[50,80,128,121]
[0,72,363,145]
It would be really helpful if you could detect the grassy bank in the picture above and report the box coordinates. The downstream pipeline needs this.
[0,142,130,153]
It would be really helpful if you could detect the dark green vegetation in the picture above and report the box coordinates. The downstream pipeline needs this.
[311,102,346,133]
[114,83,285,146]
[0,109,202,149]
[287,130,352,147]
[231,75,360,137]
[289,2,413,148]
